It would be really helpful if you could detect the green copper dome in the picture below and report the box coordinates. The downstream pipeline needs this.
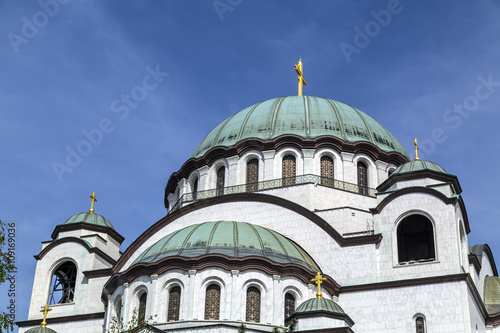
[25,327,58,333]
[391,160,448,176]
[294,297,346,315]
[132,221,319,272]
[63,212,115,230]
[192,96,409,159]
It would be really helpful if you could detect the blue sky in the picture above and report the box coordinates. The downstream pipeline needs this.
[1,0,500,329]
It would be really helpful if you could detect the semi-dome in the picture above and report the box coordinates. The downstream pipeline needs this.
[391,159,448,176]
[132,221,319,272]
[192,95,409,159]
[62,212,115,230]
[294,297,347,316]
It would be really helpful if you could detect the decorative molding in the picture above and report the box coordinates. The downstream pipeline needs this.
[51,222,125,244]
[83,268,114,279]
[34,237,117,266]
[377,169,462,194]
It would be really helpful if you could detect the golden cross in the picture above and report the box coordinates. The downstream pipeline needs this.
[89,191,97,213]
[311,272,326,298]
[294,59,307,96]
[414,138,420,161]
[40,303,52,327]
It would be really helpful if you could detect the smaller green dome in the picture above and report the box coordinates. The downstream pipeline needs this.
[132,221,319,272]
[25,327,58,333]
[391,159,448,176]
[63,212,114,230]
[295,297,346,315]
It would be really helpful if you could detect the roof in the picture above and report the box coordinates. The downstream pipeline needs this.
[191,96,409,159]
[25,327,58,333]
[295,297,346,315]
[288,297,355,327]
[485,276,500,314]
[62,212,115,230]
[391,159,448,176]
[132,221,319,272]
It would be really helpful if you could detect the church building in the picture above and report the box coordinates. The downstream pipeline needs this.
[17,61,500,332]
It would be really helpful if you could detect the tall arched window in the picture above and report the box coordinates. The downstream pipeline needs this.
[49,261,77,304]
[114,298,122,321]
[284,293,296,322]
[205,284,220,320]
[216,166,225,196]
[138,292,147,324]
[192,177,198,200]
[246,158,259,192]
[282,155,296,186]
[320,155,334,187]
[245,287,261,322]
[416,316,425,333]
[397,215,436,263]
[357,161,368,195]
[167,286,181,321]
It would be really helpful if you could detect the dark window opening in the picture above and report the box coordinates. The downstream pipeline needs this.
[138,293,147,324]
[282,155,296,186]
[192,177,198,200]
[245,287,261,322]
[398,215,435,263]
[357,161,368,195]
[48,261,77,304]
[216,167,225,196]
[246,158,259,192]
[205,284,220,320]
[416,316,425,333]
[320,156,334,187]
[168,286,181,321]
[284,293,296,322]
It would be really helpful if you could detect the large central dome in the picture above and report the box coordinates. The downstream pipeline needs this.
[192,96,409,159]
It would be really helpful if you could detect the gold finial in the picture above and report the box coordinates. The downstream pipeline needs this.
[89,191,97,213]
[40,303,52,327]
[294,59,307,96]
[414,138,421,161]
[311,272,327,298]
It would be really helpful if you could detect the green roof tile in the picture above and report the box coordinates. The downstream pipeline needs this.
[295,297,346,315]
[25,327,58,333]
[391,160,448,176]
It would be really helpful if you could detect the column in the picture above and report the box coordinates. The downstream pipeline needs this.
[341,152,354,184]
[263,150,276,181]
[272,275,281,325]
[122,282,130,324]
[227,156,239,187]
[105,294,112,330]
[230,270,240,320]
[302,149,315,175]
[187,270,197,320]
[198,166,209,191]
[150,274,159,319]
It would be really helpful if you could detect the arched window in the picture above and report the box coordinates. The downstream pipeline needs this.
[138,292,147,324]
[114,298,122,321]
[245,287,261,322]
[282,155,296,186]
[49,261,77,304]
[216,166,225,196]
[167,286,181,321]
[246,158,259,192]
[416,316,425,333]
[284,293,296,322]
[397,215,436,263]
[357,161,368,195]
[320,156,334,187]
[205,284,220,320]
[192,177,198,200]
